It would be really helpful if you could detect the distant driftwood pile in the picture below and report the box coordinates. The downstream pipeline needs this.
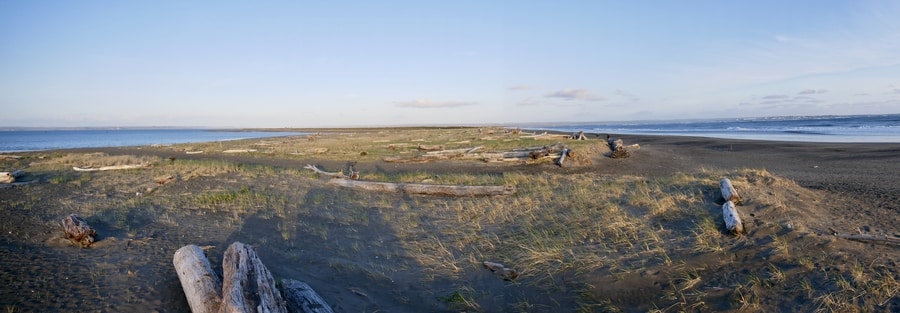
[305,164,515,197]
[174,242,334,313]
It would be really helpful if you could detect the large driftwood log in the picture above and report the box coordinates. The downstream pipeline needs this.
[173,245,223,313]
[722,201,744,235]
[0,169,24,184]
[556,148,570,167]
[571,131,587,140]
[221,242,287,313]
[327,178,515,196]
[608,137,631,159]
[63,214,97,247]
[719,178,741,204]
[73,164,150,172]
[281,279,335,313]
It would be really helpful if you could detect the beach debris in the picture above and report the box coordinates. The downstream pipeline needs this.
[222,149,257,153]
[0,169,24,184]
[608,136,632,159]
[383,143,574,165]
[416,144,444,151]
[827,227,900,245]
[185,150,204,154]
[72,164,150,172]
[719,178,742,204]
[327,178,516,197]
[174,242,334,313]
[482,261,519,281]
[349,287,369,298]
[174,245,223,313]
[304,164,346,178]
[63,214,97,247]
[556,148,571,167]
[572,131,587,140]
[156,175,175,185]
[722,201,745,235]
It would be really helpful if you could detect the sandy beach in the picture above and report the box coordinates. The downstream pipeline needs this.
[1,128,898,312]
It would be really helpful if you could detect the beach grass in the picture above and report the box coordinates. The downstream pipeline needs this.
[0,127,897,312]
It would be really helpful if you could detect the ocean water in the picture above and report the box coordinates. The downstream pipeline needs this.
[530,114,900,143]
[0,129,306,152]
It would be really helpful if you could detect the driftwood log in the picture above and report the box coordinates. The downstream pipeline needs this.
[73,164,149,172]
[571,131,587,140]
[221,242,287,313]
[304,164,345,178]
[827,227,900,245]
[1,169,24,184]
[173,245,223,313]
[719,178,741,204]
[556,148,570,167]
[281,279,335,313]
[482,261,519,281]
[327,178,515,196]
[63,214,97,247]
[722,201,744,235]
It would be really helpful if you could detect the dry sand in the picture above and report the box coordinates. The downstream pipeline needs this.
[0,130,897,312]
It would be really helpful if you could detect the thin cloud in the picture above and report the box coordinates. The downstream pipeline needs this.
[614,89,640,101]
[797,89,828,95]
[393,99,478,108]
[545,89,604,101]
[761,94,790,100]
[508,85,536,91]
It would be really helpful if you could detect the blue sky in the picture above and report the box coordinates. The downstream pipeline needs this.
[1,1,899,127]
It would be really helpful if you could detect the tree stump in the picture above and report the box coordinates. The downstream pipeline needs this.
[63,214,97,247]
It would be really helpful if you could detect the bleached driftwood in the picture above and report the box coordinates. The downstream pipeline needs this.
[220,242,287,313]
[73,164,149,172]
[222,149,257,153]
[719,178,741,204]
[173,245,222,313]
[63,214,97,247]
[722,201,744,235]
[281,279,335,313]
[304,164,345,178]
[556,148,570,167]
[828,227,900,245]
[0,169,24,184]
[520,132,570,140]
[608,137,631,159]
[572,131,587,140]
[185,150,204,154]
[327,178,516,196]
[416,144,444,151]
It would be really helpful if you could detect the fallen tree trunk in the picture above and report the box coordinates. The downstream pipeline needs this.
[719,178,741,204]
[608,137,631,159]
[722,201,744,235]
[556,148,570,167]
[173,245,222,313]
[73,164,150,172]
[572,131,587,140]
[0,169,24,184]
[63,214,97,247]
[327,178,516,196]
[417,144,444,151]
[281,279,335,313]
[221,242,287,313]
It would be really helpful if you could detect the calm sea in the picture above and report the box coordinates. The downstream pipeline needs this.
[530,114,900,143]
[0,129,306,152]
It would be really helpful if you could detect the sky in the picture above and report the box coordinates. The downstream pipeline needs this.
[1,1,899,128]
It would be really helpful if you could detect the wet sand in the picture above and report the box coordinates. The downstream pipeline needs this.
[1,131,898,312]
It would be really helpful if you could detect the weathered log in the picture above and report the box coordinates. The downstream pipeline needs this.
[63,214,97,247]
[73,164,150,172]
[281,279,335,313]
[608,137,631,159]
[221,242,287,313]
[222,149,258,153]
[304,164,345,178]
[0,169,24,184]
[827,227,900,245]
[556,148,570,167]
[327,178,515,196]
[173,245,223,313]
[572,131,587,140]
[186,150,205,154]
[719,178,741,204]
[722,201,744,235]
